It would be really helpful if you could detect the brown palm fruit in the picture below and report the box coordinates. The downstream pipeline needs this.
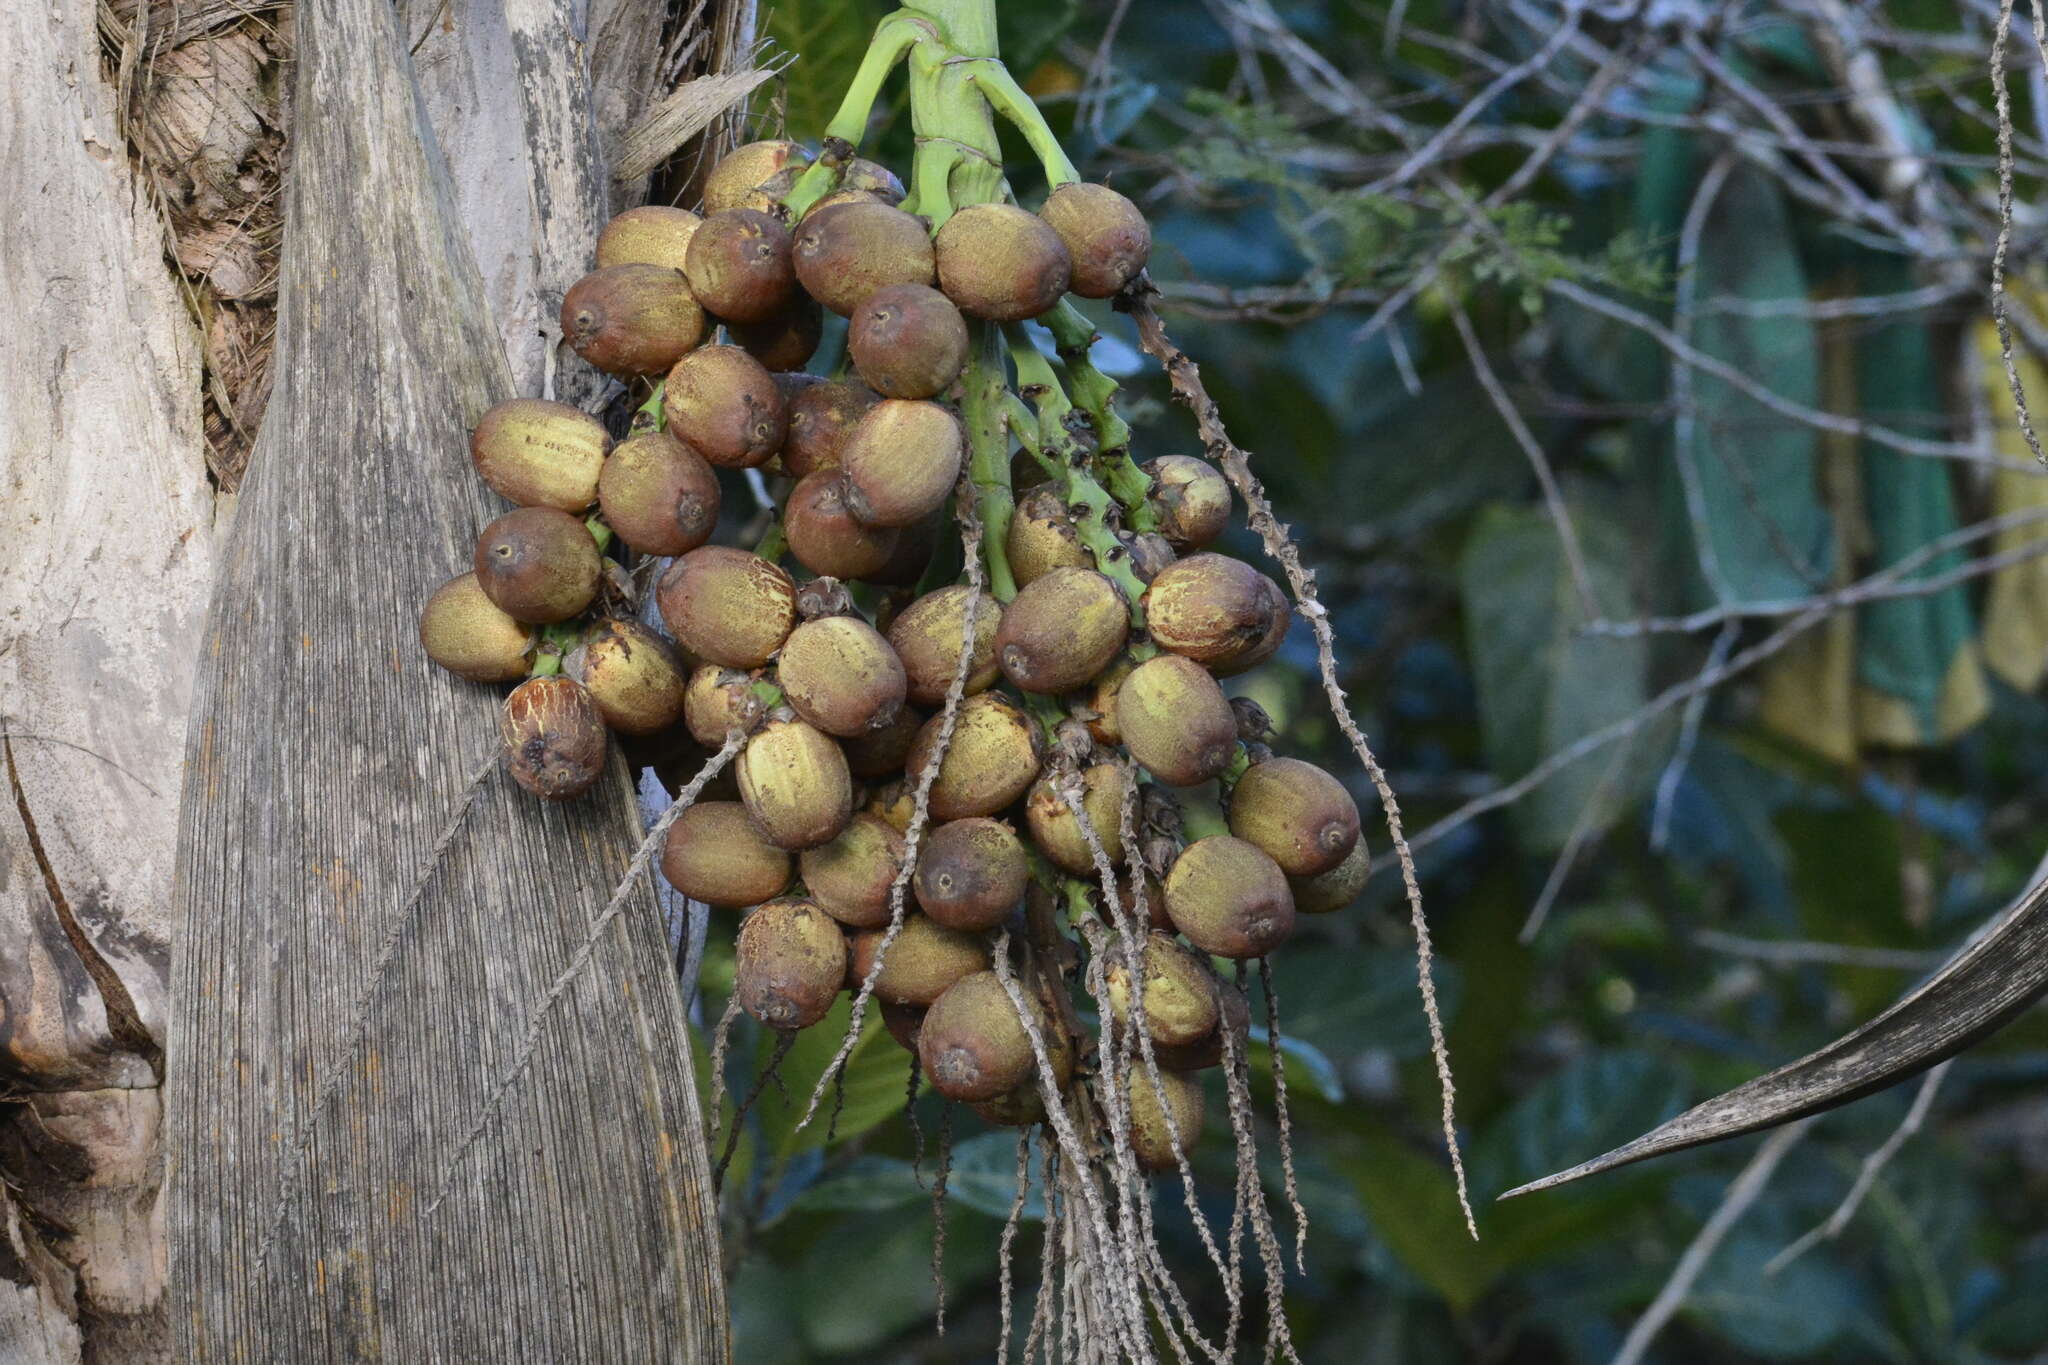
[842,704,923,778]
[1039,182,1151,299]
[735,898,847,1030]
[843,157,906,202]
[1081,655,1136,746]
[683,208,795,323]
[1289,838,1370,915]
[472,507,602,624]
[1228,756,1361,878]
[784,471,901,580]
[782,379,879,478]
[971,1010,1075,1125]
[736,714,854,850]
[500,677,609,800]
[881,1002,926,1053]
[841,400,963,528]
[1165,836,1296,959]
[727,293,823,372]
[1006,483,1093,586]
[571,618,688,735]
[888,586,1002,706]
[1105,934,1218,1047]
[869,514,941,587]
[933,203,1071,320]
[799,812,906,929]
[1142,456,1232,551]
[595,205,703,270]
[561,264,705,377]
[995,567,1129,694]
[1126,1067,1206,1171]
[805,189,887,217]
[778,615,908,738]
[665,345,786,468]
[702,139,810,213]
[469,398,610,512]
[597,430,720,556]
[846,913,992,1005]
[1143,553,1290,673]
[848,284,968,399]
[913,817,1027,931]
[1025,763,1127,876]
[919,970,1039,1102]
[1152,983,1250,1072]
[656,546,797,669]
[661,800,791,907]
[420,572,534,682]
[1216,573,1292,677]
[792,200,936,315]
[1116,655,1236,787]
[905,693,1044,820]
[683,664,765,748]
[1124,532,1177,585]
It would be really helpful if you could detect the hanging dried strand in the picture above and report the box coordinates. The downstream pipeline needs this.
[931,1104,954,1336]
[713,1026,799,1192]
[907,1053,929,1190]
[997,1128,1033,1365]
[1124,286,1476,1241]
[1257,956,1309,1271]
[1220,995,1302,1365]
[705,991,744,1155]
[1990,0,2048,465]
[1025,1142,1061,1365]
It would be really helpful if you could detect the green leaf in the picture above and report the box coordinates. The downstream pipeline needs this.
[1273,947,1463,1064]
[754,997,913,1163]
[768,0,888,139]
[784,1155,927,1217]
[944,1131,1047,1221]
[1472,1050,1689,1199]
[1459,497,1651,850]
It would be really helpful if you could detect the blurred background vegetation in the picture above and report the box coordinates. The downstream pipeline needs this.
[703,1,2048,1358]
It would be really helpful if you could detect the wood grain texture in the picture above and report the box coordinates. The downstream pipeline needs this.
[164,0,728,1355]
[1504,870,2048,1197]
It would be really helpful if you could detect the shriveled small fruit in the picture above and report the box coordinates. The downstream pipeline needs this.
[1228,756,1360,878]
[933,202,1071,320]
[913,817,1027,931]
[727,293,823,372]
[1142,456,1232,552]
[597,430,720,556]
[1116,655,1236,787]
[656,546,797,669]
[880,1001,926,1052]
[472,507,601,624]
[419,572,533,682]
[799,812,906,929]
[572,618,687,735]
[848,283,968,399]
[841,704,923,779]
[661,800,791,907]
[595,205,702,270]
[1126,1067,1205,1171]
[783,379,879,478]
[866,780,916,833]
[683,208,796,323]
[1006,484,1091,587]
[470,398,610,512]
[843,157,905,202]
[846,914,992,1005]
[561,264,704,377]
[905,692,1044,821]
[1289,838,1370,915]
[736,898,846,1030]
[841,399,963,528]
[1025,763,1126,876]
[995,567,1128,694]
[665,344,786,467]
[682,664,765,748]
[784,471,901,580]
[919,970,1036,1102]
[702,139,810,213]
[1105,934,1218,1046]
[500,677,608,800]
[1125,532,1177,584]
[778,615,907,738]
[737,715,854,850]
[1039,182,1151,298]
[1144,553,1290,674]
[792,200,936,315]
[1081,655,1137,746]
[887,585,1002,706]
[1164,836,1296,959]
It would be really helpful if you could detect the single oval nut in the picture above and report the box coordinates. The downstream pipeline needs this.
[656,546,797,669]
[470,398,610,512]
[995,567,1129,695]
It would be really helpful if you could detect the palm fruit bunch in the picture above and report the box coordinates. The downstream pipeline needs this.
[416,13,1370,1192]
